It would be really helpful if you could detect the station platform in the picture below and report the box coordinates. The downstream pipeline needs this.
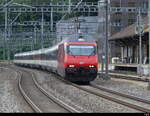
[98,63,150,80]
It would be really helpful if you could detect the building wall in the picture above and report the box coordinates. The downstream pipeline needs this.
[110,0,148,35]
[103,0,149,60]
[56,16,99,43]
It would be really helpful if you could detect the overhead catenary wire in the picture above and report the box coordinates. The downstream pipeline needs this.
[57,0,83,26]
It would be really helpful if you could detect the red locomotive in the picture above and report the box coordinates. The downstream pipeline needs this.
[14,34,98,83]
[57,41,98,82]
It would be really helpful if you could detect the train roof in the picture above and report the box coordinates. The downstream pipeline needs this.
[14,33,96,57]
[14,40,64,57]
[63,33,96,43]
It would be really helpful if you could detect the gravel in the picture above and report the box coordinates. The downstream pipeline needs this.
[92,77,150,101]
[1,64,149,113]
[34,70,140,113]
[0,66,33,112]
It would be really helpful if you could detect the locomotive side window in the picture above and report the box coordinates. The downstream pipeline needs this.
[57,45,61,61]
[59,44,64,60]
[67,45,96,56]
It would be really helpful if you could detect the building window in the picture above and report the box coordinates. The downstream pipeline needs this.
[128,19,135,25]
[128,2,135,7]
[114,12,122,17]
[143,2,148,9]
[115,19,121,23]
[115,27,121,32]
[112,1,120,7]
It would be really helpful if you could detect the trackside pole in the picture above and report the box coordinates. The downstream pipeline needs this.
[148,0,150,90]
[105,0,109,80]
[98,0,110,80]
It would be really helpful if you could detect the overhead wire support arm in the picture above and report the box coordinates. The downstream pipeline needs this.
[57,0,83,25]
[1,0,14,8]
[2,1,37,60]
[10,12,21,25]
[12,2,36,9]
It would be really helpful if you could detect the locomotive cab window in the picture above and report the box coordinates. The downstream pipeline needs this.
[67,45,96,56]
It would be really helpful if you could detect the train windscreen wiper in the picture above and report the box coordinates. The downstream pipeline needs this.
[88,51,95,57]
[68,50,76,57]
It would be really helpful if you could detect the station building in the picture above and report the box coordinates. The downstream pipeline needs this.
[109,16,150,76]
[109,0,148,35]
[98,0,149,67]
[97,0,150,76]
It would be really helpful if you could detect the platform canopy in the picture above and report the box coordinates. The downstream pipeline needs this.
[110,16,148,41]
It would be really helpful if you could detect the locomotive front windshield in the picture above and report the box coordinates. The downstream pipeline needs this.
[67,45,96,56]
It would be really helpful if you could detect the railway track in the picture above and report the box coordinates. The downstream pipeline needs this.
[0,66,34,112]
[90,83,150,112]
[18,71,42,112]
[10,65,150,113]
[54,74,150,113]
[18,68,80,113]
[98,71,149,82]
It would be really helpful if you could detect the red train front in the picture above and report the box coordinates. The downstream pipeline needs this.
[57,41,98,83]
[14,33,98,83]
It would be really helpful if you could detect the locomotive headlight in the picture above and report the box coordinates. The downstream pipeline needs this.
[89,65,95,68]
[69,65,75,68]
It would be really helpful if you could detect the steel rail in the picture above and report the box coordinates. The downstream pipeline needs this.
[0,66,41,112]
[90,83,150,105]
[98,72,149,82]
[31,71,81,113]
[18,71,43,113]
[12,65,150,113]
[55,75,150,113]
[18,68,81,113]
